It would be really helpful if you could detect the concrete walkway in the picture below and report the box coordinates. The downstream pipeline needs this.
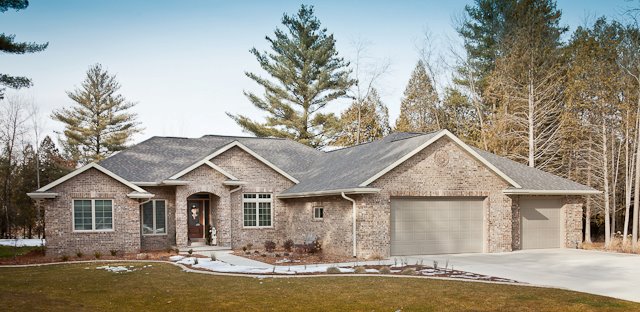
[404,249,640,303]
[195,250,271,267]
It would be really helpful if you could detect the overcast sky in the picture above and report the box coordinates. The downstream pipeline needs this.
[0,0,631,144]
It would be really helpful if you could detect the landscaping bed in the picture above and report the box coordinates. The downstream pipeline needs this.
[171,255,518,282]
[232,249,357,265]
[0,247,182,265]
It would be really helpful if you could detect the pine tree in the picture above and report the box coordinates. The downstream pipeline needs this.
[227,5,355,148]
[332,88,390,146]
[395,61,440,133]
[0,0,48,99]
[52,64,141,164]
[440,88,481,145]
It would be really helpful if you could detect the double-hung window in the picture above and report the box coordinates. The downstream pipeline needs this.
[73,199,113,231]
[243,193,272,228]
[142,200,167,235]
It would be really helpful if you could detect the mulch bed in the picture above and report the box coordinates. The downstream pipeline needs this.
[0,250,185,265]
[232,249,361,265]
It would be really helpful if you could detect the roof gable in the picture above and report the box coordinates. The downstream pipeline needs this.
[358,130,521,188]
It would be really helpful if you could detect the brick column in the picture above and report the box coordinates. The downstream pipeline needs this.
[175,186,188,247]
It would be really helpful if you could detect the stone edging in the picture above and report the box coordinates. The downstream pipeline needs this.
[0,259,562,290]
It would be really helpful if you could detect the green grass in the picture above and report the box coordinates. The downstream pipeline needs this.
[0,262,638,312]
[0,246,40,258]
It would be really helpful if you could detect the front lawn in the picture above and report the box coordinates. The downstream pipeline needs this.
[1,262,637,312]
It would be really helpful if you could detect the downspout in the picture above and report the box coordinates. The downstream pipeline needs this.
[229,186,243,248]
[341,192,357,258]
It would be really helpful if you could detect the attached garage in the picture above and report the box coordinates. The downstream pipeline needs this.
[520,197,562,249]
[390,198,484,256]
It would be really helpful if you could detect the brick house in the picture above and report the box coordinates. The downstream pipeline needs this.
[28,130,598,258]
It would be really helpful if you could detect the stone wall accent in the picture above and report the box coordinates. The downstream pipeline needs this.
[365,137,513,258]
[139,186,176,251]
[562,195,584,248]
[510,196,521,250]
[44,168,141,256]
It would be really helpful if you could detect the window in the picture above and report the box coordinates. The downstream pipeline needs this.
[314,207,324,220]
[142,200,167,235]
[243,193,272,227]
[73,199,113,231]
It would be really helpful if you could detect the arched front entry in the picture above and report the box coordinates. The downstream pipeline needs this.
[186,192,219,246]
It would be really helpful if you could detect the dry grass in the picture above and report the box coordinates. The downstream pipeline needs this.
[582,236,640,254]
[1,262,639,311]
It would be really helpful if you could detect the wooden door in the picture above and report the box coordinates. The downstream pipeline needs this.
[187,200,204,239]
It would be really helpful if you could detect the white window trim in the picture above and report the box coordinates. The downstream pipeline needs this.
[242,193,273,229]
[71,199,115,233]
[141,199,167,236]
[313,207,324,221]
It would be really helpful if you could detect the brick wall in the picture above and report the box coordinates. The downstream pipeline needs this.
[563,195,583,248]
[45,168,141,256]
[366,137,513,258]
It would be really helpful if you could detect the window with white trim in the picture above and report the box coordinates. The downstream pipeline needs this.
[243,193,272,227]
[314,207,324,220]
[73,199,113,231]
[142,200,167,235]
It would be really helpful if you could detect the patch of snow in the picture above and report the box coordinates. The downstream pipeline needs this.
[96,265,132,273]
[169,255,185,262]
[365,269,379,273]
[0,239,44,247]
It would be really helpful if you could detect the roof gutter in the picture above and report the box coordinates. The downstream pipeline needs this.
[277,188,380,199]
[341,192,357,258]
[26,192,58,199]
[503,189,602,195]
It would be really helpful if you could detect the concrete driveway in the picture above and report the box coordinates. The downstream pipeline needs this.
[402,249,640,302]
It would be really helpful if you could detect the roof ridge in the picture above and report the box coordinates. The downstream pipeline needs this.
[200,134,287,140]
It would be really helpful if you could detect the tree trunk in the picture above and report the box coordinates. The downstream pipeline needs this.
[585,134,593,244]
[603,122,611,248]
[633,98,640,250]
[528,79,535,168]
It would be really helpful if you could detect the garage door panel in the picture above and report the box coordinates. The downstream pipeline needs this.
[521,198,562,249]
[391,198,484,256]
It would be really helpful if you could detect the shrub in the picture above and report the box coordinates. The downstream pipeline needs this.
[370,253,384,261]
[188,249,193,255]
[242,246,247,252]
[109,249,118,257]
[210,254,217,261]
[400,268,416,275]
[275,253,281,257]
[165,247,173,254]
[283,239,294,252]
[94,251,102,259]
[379,266,391,274]
[283,252,290,257]
[326,267,341,274]
[264,240,276,252]
[261,253,267,257]
[354,266,367,274]
[246,243,253,250]
[75,251,83,258]
[254,250,259,254]
[194,258,199,265]
[308,238,322,254]
[61,255,69,262]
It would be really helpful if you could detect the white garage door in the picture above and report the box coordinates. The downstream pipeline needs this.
[520,197,562,249]
[390,198,484,256]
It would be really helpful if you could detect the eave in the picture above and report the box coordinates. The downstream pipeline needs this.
[502,189,602,195]
[277,188,381,199]
[26,192,59,199]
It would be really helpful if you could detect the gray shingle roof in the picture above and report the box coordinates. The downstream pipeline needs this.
[471,147,595,191]
[281,132,440,194]
[99,135,322,183]
[99,131,596,195]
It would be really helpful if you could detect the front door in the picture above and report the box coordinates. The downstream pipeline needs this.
[187,200,204,239]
